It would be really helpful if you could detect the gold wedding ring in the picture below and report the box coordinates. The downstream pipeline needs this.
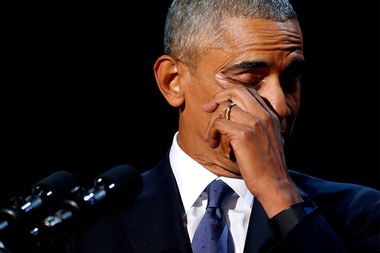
[224,100,236,120]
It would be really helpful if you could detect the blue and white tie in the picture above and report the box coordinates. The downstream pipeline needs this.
[192,180,234,253]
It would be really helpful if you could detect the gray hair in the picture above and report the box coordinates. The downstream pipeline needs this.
[164,0,297,68]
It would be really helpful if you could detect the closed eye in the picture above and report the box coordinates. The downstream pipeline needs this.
[235,79,262,88]
[280,59,305,93]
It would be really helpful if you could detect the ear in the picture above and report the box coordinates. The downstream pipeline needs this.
[154,55,185,107]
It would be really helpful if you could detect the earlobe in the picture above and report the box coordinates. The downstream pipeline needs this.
[154,55,185,107]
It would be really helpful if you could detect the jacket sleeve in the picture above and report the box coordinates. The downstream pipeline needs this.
[263,208,349,253]
[262,187,380,253]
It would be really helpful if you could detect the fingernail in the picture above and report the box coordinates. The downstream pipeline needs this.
[215,73,229,89]
[215,72,226,80]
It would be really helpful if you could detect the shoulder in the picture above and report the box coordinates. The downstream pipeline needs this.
[138,153,175,199]
[289,169,380,201]
[289,169,380,223]
[288,170,380,251]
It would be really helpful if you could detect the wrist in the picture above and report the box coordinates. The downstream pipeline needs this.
[267,201,318,239]
[254,180,303,218]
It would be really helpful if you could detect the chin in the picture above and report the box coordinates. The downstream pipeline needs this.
[218,151,242,177]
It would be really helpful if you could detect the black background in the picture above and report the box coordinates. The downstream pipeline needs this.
[0,0,379,204]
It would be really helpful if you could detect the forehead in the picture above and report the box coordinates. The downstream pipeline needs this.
[196,18,304,72]
[222,18,303,51]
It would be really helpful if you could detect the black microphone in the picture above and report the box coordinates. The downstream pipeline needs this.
[0,170,77,253]
[30,164,142,241]
[0,170,77,236]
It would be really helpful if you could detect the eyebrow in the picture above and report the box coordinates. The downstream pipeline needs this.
[225,60,268,71]
[223,58,306,72]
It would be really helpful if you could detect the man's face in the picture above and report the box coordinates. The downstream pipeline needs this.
[178,18,304,174]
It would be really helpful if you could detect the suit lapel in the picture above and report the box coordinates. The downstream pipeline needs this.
[119,156,314,253]
[121,156,192,253]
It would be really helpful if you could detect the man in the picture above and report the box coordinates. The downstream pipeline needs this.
[65,0,380,252]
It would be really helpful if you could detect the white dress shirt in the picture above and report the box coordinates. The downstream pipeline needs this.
[169,132,254,253]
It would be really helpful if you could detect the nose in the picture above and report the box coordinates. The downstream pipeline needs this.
[258,78,289,120]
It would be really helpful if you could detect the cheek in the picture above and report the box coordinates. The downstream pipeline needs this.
[184,75,221,129]
[187,75,219,106]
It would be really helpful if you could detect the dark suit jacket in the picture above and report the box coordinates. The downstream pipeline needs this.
[64,154,380,253]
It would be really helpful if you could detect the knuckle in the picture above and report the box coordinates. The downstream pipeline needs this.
[236,127,255,140]
[213,117,224,127]
[261,111,279,126]
[247,116,261,128]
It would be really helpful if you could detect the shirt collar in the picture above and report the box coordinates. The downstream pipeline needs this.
[169,132,254,214]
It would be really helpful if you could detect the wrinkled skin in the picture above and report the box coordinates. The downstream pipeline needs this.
[155,18,305,217]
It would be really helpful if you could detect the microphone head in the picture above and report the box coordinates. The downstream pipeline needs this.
[32,170,78,199]
[28,165,142,242]
[0,170,78,242]
[94,164,142,204]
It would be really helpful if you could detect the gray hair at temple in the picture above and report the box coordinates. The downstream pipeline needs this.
[164,0,297,68]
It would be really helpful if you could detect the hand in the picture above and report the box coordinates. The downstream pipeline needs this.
[202,74,303,217]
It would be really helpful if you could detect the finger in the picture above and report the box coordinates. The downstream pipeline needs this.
[247,88,279,120]
[202,99,220,113]
[203,87,251,113]
[215,73,233,89]
[207,111,258,157]
[204,87,270,122]
[207,120,223,149]
[215,72,281,121]
[204,101,232,148]
[205,105,252,148]
[210,84,280,123]
[206,117,237,149]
